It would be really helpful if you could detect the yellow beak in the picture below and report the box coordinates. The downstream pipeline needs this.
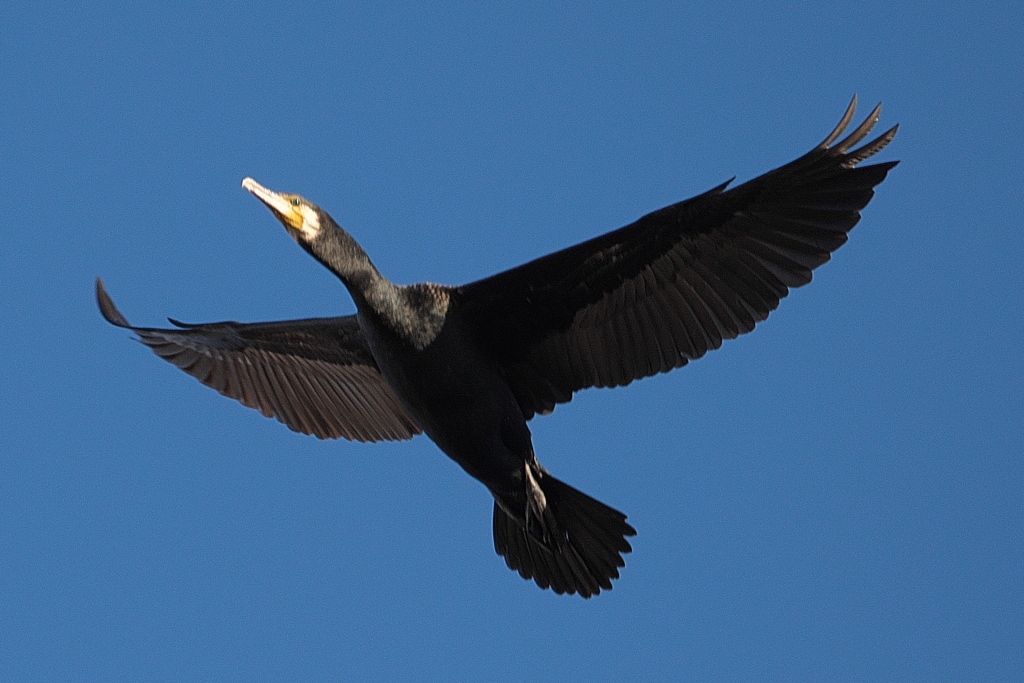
[242,177,302,232]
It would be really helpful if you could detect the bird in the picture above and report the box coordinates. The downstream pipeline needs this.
[97,96,897,598]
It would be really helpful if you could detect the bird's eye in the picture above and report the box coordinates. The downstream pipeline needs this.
[290,198,300,207]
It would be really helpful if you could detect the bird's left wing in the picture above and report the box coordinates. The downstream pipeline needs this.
[96,278,421,442]
[455,98,898,419]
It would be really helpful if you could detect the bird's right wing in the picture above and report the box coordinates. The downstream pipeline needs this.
[96,279,421,442]
[456,97,898,419]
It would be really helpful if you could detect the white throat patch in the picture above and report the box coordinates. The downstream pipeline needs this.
[299,206,321,240]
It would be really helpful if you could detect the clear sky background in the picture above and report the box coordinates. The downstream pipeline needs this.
[2,2,1021,681]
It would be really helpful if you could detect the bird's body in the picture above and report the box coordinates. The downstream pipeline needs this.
[359,289,528,492]
[98,97,898,597]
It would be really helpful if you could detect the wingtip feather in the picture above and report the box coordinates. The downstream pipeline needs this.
[844,123,899,166]
[95,277,132,328]
[834,102,883,153]
[817,94,858,149]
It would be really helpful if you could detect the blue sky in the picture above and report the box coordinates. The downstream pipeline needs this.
[2,2,1021,680]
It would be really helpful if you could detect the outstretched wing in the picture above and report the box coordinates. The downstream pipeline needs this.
[96,279,421,442]
[456,97,899,419]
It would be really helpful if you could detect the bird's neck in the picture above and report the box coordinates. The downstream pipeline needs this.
[312,222,448,350]
[310,223,395,313]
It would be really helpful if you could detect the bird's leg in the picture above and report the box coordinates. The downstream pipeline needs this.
[524,461,566,550]
[524,461,548,533]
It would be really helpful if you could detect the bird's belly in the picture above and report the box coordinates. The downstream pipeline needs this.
[360,314,530,490]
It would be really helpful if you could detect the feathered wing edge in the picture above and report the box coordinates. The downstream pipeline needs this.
[96,278,421,442]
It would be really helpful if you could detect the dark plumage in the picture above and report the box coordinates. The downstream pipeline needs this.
[97,97,897,597]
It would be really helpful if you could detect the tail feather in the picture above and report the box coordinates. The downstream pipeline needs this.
[493,474,635,598]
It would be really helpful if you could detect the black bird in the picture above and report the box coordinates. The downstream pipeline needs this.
[97,97,897,597]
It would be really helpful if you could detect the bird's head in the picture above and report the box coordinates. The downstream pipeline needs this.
[242,177,323,244]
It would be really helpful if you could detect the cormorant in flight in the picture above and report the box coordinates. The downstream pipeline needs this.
[98,97,897,597]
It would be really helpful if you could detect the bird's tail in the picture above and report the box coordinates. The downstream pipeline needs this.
[492,472,635,598]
